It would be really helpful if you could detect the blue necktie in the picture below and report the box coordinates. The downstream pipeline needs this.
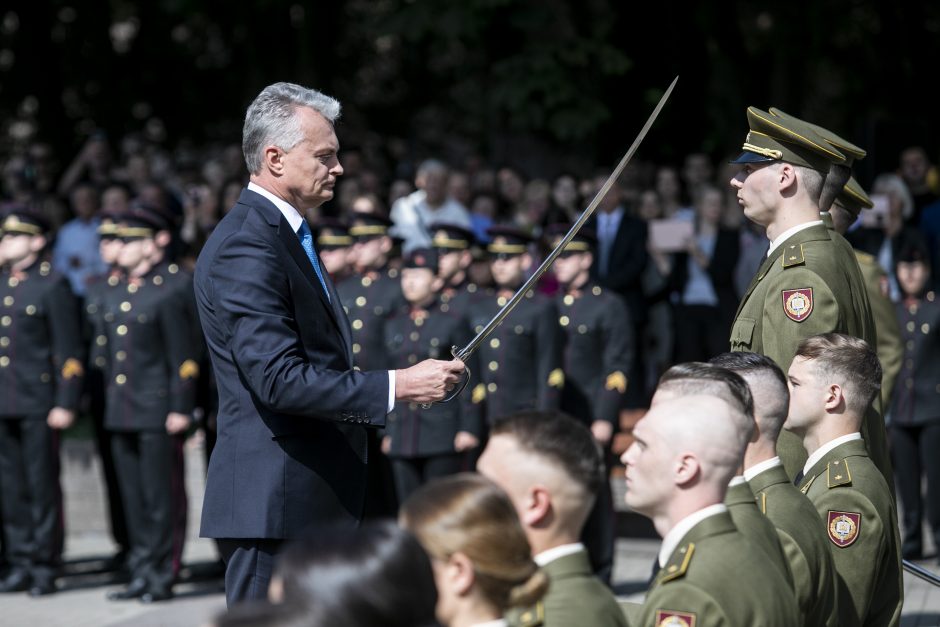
[297,221,331,302]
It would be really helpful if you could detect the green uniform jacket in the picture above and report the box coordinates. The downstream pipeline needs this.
[637,511,799,627]
[730,223,891,487]
[855,251,903,407]
[749,463,840,627]
[724,480,793,587]
[509,548,627,627]
[799,439,903,627]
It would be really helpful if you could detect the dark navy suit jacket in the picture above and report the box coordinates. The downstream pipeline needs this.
[194,189,388,539]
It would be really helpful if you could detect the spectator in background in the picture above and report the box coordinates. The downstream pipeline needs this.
[391,159,471,254]
[388,178,414,207]
[848,173,918,301]
[496,167,526,219]
[515,179,552,236]
[668,186,740,362]
[890,234,940,561]
[551,174,581,223]
[400,473,548,627]
[263,521,438,627]
[654,166,693,221]
[682,152,714,203]
[468,192,497,244]
[350,193,387,218]
[589,176,648,406]
[634,189,672,396]
[448,171,472,209]
[899,146,939,223]
[52,182,108,297]
[58,132,114,196]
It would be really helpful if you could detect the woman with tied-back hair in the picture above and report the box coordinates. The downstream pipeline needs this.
[400,473,549,627]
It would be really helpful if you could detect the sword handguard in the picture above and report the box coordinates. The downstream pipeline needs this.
[420,346,471,408]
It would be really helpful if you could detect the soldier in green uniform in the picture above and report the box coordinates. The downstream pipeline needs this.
[468,226,564,423]
[728,107,883,482]
[546,224,632,583]
[429,221,484,313]
[380,248,482,500]
[621,394,799,627]
[710,351,840,627]
[336,212,405,372]
[0,208,84,596]
[786,333,902,627]
[651,363,794,590]
[311,217,353,284]
[478,411,627,627]
[102,205,199,604]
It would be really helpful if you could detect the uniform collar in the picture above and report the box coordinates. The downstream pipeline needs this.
[658,504,727,567]
[802,432,862,478]
[743,456,782,482]
[533,542,585,566]
[767,220,824,257]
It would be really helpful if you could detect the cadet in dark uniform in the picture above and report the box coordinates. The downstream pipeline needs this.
[468,226,564,422]
[102,206,199,603]
[381,249,483,500]
[787,334,902,627]
[312,217,354,284]
[729,107,883,482]
[546,224,632,584]
[428,221,484,313]
[891,235,940,561]
[0,208,84,596]
[336,212,406,371]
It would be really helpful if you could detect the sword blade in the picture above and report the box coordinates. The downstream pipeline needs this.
[454,76,679,361]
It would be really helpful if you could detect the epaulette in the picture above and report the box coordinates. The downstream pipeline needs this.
[827,458,852,488]
[659,542,695,584]
[781,243,805,268]
[517,601,545,627]
[854,250,875,265]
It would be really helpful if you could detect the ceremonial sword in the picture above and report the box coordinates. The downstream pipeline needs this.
[426,76,679,407]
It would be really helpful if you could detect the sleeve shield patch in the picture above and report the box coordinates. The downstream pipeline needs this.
[827,510,861,547]
[782,288,813,322]
[655,610,697,627]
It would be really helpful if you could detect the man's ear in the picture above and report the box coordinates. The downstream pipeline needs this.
[521,485,552,527]
[824,384,845,412]
[580,252,594,272]
[263,145,286,175]
[379,236,393,255]
[674,453,701,487]
[431,276,445,292]
[778,163,798,194]
[446,552,476,597]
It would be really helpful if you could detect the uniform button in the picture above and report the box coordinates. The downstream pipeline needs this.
[907,322,916,332]
[415,317,424,327]
[488,361,499,371]
[440,304,449,313]
[497,296,507,307]
[168,264,179,274]
[490,338,500,349]
[467,284,477,293]
[559,315,570,326]
[128,284,138,293]
[25,305,36,315]
[0,356,9,367]
[922,323,931,334]
[95,356,106,368]
[2,296,12,307]
[86,303,97,314]
[120,301,132,312]
[1,316,10,326]
[525,290,534,299]
[410,331,420,341]
[107,275,119,287]
[116,351,127,361]
[104,313,115,322]
[563,295,574,306]
[352,320,363,330]
[356,296,367,307]
[40,373,51,383]
[96,335,107,346]
[8,277,18,287]
[475,325,483,333]
[137,315,147,323]
[487,383,498,393]
[117,325,128,336]
[907,341,915,350]
[514,325,524,334]
[0,337,8,347]
[430,338,439,347]
[116,374,127,385]
[353,343,361,354]
[153,275,163,285]
[578,324,587,334]
[592,286,602,296]
[408,354,417,364]
[374,306,384,316]
[362,277,372,287]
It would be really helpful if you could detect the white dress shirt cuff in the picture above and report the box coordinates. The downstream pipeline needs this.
[387,371,396,413]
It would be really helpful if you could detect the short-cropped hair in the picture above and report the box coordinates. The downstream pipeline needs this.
[795,333,882,414]
[489,410,604,497]
[658,361,755,420]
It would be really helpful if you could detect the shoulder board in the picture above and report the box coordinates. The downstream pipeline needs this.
[827,459,852,488]
[781,243,806,268]
[854,250,875,265]
[659,542,695,584]
[516,601,545,627]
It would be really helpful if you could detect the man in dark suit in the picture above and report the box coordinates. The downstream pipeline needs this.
[193,82,463,606]
[589,177,648,406]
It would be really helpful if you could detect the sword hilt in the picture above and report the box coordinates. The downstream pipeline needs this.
[420,346,471,409]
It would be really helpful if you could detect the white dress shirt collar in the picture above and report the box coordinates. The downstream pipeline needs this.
[533,542,585,567]
[802,432,862,477]
[248,181,305,233]
[744,457,782,482]
[658,504,727,567]
[767,220,824,257]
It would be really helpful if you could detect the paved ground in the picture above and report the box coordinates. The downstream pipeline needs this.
[5,439,940,626]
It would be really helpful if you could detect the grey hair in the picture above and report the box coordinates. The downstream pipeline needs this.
[873,173,914,220]
[242,82,341,174]
[416,159,449,178]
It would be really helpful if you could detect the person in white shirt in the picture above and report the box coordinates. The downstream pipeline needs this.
[476,410,627,627]
[390,159,472,254]
[400,473,546,627]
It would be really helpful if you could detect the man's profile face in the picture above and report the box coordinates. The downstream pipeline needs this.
[401,267,436,305]
[436,250,463,282]
[784,356,824,434]
[0,233,36,264]
[620,412,674,517]
[352,237,387,270]
[281,108,343,209]
[490,254,527,287]
[116,237,153,270]
[99,236,123,266]
[729,162,778,227]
